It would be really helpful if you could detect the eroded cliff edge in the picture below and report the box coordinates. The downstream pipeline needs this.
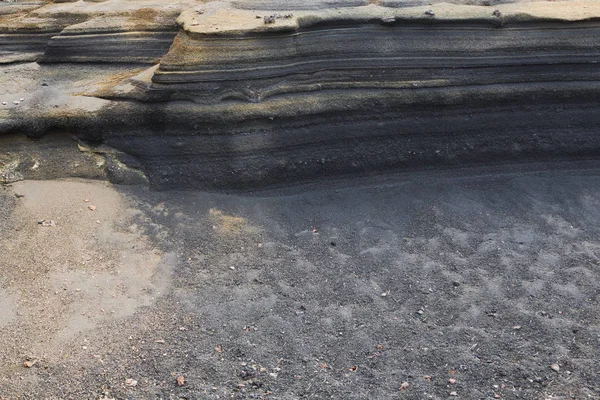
[1,0,600,190]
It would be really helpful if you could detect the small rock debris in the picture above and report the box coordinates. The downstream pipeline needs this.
[263,13,293,24]
[39,219,56,227]
[424,10,435,16]
[400,382,409,390]
[176,375,185,386]
[550,363,560,372]
[125,378,138,387]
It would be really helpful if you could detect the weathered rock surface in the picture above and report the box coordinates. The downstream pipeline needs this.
[1,0,600,190]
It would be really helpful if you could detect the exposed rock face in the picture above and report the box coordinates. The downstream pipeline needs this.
[153,5,600,104]
[1,0,600,190]
[42,15,179,64]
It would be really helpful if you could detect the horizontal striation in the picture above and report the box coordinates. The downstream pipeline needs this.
[42,31,178,63]
[0,32,54,63]
[92,81,600,190]
[153,21,600,102]
[41,14,180,63]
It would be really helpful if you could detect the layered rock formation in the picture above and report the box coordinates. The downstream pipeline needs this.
[1,0,600,190]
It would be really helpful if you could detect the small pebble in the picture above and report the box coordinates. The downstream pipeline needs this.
[450,391,458,396]
[550,363,560,372]
[448,378,456,384]
[400,382,409,390]
[13,101,19,105]
[125,378,138,387]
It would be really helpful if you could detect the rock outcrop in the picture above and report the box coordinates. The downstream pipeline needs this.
[1,0,600,190]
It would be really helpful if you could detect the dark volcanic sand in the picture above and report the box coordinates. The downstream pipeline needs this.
[0,164,599,399]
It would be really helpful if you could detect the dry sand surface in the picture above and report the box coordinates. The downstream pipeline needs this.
[0,166,599,399]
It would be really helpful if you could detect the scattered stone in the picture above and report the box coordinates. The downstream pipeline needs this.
[13,101,19,105]
[154,339,165,344]
[41,83,48,86]
[125,378,138,387]
[176,375,185,386]
[19,98,24,101]
[214,344,222,353]
[452,281,460,287]
[448,378,456,384]
[424,10,435,16]
[492,9,502,17]
[263,13,293,24]
[513,325,521,330]
[400,382,409,390]
[450,391,458,396]
[550,363,560,372]
[23,360,37,368]
[417,309,424,315]
[88,205,96,211]
[40,220,56,227]
[424,375,431,382]
[1,102,6,105]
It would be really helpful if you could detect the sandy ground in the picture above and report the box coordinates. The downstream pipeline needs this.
[0,166,600,400]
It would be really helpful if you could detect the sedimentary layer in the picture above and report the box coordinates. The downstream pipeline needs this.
[0,0,193,64]
[1,0,600,191]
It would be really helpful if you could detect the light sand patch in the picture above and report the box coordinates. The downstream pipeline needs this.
[0,179,174,360]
